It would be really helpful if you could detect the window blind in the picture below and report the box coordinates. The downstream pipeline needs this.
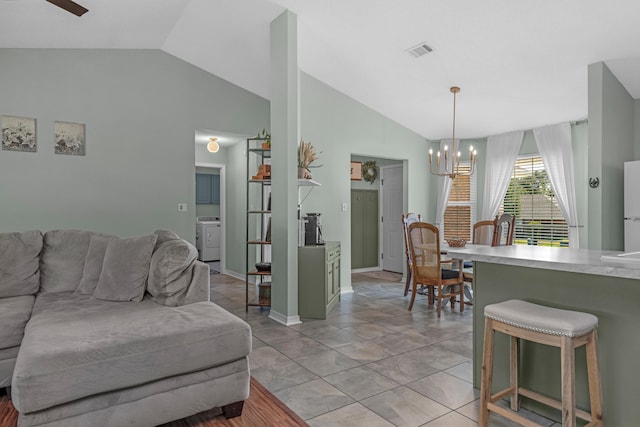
[501,155,569,247]
[443,163,476,241]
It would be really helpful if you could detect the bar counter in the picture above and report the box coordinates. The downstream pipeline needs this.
[446,245,640,426]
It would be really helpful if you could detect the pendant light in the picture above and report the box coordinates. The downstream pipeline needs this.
[428,86,477,179]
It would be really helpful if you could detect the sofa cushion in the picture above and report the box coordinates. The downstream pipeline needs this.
[75,235,112,295]
[147,238,198,306]
[40,230,105,293]
[0,346,20,388]
[0,295,35,349]
[93,234,157,302]
[12,292,252,414]
[0,230,42,297]
[153,229,181,249]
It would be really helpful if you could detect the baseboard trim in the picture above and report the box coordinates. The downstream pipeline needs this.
[351,267,381,273]
[268,311,302,326]
[341,286,354,294]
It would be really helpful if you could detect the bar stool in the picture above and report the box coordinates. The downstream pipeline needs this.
[479,299,603,427]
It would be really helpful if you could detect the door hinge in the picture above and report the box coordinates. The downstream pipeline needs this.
[381,179,384,185]
[381,216,383,222]
[381,253,384,259]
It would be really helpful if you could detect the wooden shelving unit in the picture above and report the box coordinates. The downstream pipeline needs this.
[246,137,272,310]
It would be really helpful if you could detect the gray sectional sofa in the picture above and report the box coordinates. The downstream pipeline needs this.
[0,229,252,427]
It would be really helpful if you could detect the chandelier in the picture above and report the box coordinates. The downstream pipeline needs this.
[428,86,477,179]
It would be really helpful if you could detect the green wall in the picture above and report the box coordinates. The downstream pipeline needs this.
[300,72,431,292]
[0,49,269,243]
[588,62,636,250]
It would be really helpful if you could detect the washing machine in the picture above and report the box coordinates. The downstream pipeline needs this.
[195,217,221,261]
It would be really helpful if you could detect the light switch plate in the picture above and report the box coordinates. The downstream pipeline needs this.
[178,203,187,212]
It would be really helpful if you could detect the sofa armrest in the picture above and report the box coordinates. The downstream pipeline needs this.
[182,261,210,305]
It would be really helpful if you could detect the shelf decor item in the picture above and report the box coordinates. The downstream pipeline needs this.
[257,129,271,149]
[297,140,321,179]
[255,262,271,272]
[252,164,271,180]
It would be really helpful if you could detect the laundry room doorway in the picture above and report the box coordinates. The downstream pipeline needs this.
[195,163,225,274]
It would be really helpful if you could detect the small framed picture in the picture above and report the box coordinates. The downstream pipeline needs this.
[1,115,37,152]
[350,161,362,181]
[54,121,85,156]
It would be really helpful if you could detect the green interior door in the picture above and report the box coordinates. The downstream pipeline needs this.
[351,189,379,269]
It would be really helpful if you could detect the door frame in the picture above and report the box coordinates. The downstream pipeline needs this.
[379,164,404,273]
[195,161,226,275]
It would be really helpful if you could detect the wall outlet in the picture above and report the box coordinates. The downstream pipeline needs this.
[341,202,348,212]
[178,203,188,212]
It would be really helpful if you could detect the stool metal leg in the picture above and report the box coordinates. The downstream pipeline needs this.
[586,329,603,426]
[560,336,576,427]
[479,317,495,427]
[510,335,520,411]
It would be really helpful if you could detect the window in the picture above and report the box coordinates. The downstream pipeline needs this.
[501,155,569,246]
[443,163,476,241]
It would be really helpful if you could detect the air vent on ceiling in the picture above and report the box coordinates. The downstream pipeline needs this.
[406,42,433,59]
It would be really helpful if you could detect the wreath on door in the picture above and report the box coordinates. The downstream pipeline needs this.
[362,161,378,184]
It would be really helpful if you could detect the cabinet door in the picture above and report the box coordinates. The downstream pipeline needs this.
[326,260,334,304]
[211,174,220,204]
[196,174,212,204]
[332,257,340,297]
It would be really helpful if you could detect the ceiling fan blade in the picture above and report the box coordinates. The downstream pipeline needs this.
[45,0,89,17]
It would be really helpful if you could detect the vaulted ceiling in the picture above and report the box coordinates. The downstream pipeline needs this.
[2,0,640,139]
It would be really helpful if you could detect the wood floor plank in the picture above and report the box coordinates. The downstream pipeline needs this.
[0,378,308,427]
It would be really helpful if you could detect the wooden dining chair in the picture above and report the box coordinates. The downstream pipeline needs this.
[461,219,497,304]
[401,213,422,296]
[473,220,496,246]
[407,222,464,317]
[492,213,515,246]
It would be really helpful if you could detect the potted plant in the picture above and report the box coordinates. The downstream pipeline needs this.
[258,129,271,149]
[297,140,321,179]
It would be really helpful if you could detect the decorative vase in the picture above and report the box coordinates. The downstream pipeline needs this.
[298,167,306,179]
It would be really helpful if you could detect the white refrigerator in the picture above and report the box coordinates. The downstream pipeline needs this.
[624,160,640,251]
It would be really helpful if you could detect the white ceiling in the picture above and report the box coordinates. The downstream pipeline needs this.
[2,0,640,140]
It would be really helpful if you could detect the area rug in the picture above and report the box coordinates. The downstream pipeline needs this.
[0,377,308,427]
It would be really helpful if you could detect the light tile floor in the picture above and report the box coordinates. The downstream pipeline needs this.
[211,272,560,427]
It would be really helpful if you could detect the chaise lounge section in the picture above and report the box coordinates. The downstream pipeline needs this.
[1,229,252,427]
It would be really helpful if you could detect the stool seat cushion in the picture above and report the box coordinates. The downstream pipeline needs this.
[484,299,597,337]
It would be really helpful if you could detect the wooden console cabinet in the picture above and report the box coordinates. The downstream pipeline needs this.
[298,241,340,319]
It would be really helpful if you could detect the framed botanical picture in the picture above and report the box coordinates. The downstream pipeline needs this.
[350,161,362,181]
[54,121,85,156]
[1,115,37,152]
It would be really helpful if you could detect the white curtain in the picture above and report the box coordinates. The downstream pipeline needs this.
[533,123,579,248]
[434,140,454,230]
[481,131,524,220]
